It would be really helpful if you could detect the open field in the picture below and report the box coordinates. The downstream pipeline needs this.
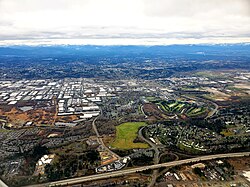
[0,104,79,128]
[194,70,234,80]
[110,122,149,149]
[0,128,10,133]
[185,106,207,117]
[143,103,167,120]
[233,83,250,94]
[203,87,231,101]
[0,107,56,127]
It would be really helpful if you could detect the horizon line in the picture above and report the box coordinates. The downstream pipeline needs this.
[1,38,250,47]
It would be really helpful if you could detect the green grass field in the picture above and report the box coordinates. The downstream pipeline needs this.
[110,122,149,149]
[186,107,207,117]
[0,128,10,133]
[145,96,161,103]
[153,100,207,118]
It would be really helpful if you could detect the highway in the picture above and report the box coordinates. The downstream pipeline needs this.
[91,109,120,159]
[0,179,8,187]
[46,151,250,187]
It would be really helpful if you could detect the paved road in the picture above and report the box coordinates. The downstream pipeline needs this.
[205,99,219,119]
[92,115,101,141]
[181,95,219,119]
[138,127,160,187]
[51,96,58,126]
[91,109,120,159]
[140,105,148,118]
[0,179,8,187]
[189,94,219,119]
[188,95,219,119]
[45,151,250,187]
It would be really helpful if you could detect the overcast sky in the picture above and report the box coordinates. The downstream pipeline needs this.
[0,0,250,45]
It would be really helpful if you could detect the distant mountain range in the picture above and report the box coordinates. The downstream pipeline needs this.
[0,44,250,57]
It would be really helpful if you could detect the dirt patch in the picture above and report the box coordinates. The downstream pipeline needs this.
[227,157,250,170]
[143,103,167,120]
[0,105,56,127]
[56,115,79,122]
[204,87,231,101]
[234,83,250,90]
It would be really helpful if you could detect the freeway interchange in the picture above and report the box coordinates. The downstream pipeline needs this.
[44,151,250,187]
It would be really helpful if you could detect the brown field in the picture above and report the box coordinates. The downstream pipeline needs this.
[204,87,231,101]
[82,173,149,187]
[143,103,167,120]
[0,101,81,128]
[227,156,250,170]
[234,83,250,90]
[0,106,56,127]
[99,151,118,165]
[102,135,115,146]
[234,83,250,94]
[56,115,79,122]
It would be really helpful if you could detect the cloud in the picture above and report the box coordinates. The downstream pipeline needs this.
[0,0,249,45]
[144,0,250,17]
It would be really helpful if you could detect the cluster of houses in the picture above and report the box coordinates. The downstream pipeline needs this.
[34,154,55,176]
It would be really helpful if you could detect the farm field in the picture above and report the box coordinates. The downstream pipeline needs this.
[110,122,149,149]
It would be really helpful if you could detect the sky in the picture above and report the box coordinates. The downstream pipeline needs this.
[0,0,250,45]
